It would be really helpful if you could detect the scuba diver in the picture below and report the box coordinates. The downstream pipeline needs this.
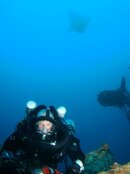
[0,101,85,174]
[97,76,130,122]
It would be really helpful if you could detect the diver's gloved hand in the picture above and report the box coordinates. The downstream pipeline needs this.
[0,150,16,171]
[1,150,14,162]
[70,159,84,174]
[0,150,23,174]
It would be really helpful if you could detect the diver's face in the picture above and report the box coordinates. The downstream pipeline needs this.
[36,120,53,135]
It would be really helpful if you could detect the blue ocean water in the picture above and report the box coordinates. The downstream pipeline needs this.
[0,0,130,164]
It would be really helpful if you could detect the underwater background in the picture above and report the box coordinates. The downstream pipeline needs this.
[0,0,130,164]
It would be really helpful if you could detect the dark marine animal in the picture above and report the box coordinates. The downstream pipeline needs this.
[97,77,130,111]
[68,11,90,33]
[97,76,130,123]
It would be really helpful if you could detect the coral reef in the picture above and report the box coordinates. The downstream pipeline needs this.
[98,162,130,174]
[84,144,130,174]
[84,144,114,174]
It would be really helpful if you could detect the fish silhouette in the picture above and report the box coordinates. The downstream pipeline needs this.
[97,77,130,122]
[68,11,90,33]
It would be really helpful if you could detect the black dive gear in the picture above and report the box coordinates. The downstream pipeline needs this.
[0,103,85,174]
[19,105,73,152]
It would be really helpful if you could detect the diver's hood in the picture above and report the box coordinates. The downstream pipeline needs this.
[28,105,58,129]
[27,105,72,151]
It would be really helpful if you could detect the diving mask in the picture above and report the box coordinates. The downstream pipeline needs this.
[36,120,55,140]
